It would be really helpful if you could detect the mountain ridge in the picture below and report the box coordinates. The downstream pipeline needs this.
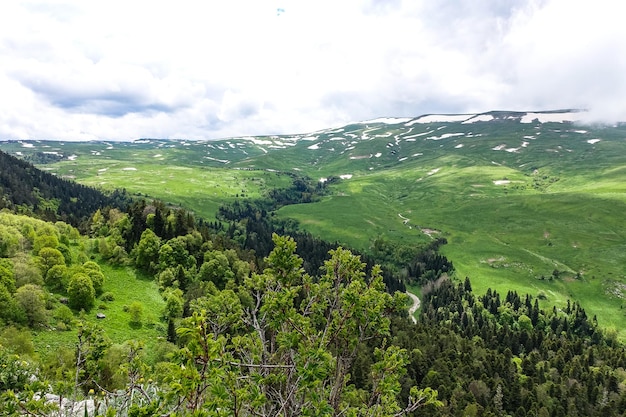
[356,108,588,127]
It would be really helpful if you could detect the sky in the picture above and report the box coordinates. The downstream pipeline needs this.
[1,0,625,141]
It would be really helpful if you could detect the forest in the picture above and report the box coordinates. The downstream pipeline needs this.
[1,149,626,416]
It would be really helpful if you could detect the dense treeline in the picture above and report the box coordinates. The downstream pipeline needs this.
[0,149,130,228]
[391,277,626,416]
[217,198,406,293]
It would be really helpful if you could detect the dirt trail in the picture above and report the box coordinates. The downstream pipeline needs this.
[406,291,421,324]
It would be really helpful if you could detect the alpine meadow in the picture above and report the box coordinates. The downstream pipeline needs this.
[3,109,626,416]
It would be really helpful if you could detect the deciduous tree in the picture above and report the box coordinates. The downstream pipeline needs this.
[15,284,47,327]
[67,273,95,311]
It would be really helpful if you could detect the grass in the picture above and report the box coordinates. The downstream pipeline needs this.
[4,119,626,339]
[39,151,294,221]
[33,256,165,361]
[277,169,626,337]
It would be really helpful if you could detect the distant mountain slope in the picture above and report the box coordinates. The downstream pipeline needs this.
[0,149,128,227]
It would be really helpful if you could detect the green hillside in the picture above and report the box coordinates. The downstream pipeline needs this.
[3,110,626,337]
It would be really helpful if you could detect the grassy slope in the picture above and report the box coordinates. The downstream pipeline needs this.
[4,118,626,337]
[10,140,295,221]
[276,144,626,334]
[33,258,165,360]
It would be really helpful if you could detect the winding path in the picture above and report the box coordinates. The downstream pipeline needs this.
[406,291,421,324]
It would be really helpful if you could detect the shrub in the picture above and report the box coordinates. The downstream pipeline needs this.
[100,292,115,302]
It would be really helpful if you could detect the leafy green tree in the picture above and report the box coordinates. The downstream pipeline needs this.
[162,287,184,319]
[128,301,144,326]
[0,224,20,257]
[133,229,161,273]
[57,243,73,265]
[74,321,112,394]
[0,260,16,293]
[157,243,175,272]
[198,250,234,289]
[81,261,105,295]
[518,314,533,332]
[90,209,107,237]
[54,304,75,330]
[0,283,26,325]
[158,237,194,272]
[67,273,95,311]
[32,233,59,255]
[157,267,177,290]
[161,234,440,416]
[45,264,68,292]
[15,284,47,327]
[36,247,65,277]
[13,256,43,287]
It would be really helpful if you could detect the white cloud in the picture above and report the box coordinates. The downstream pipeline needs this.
[0,0,624,141]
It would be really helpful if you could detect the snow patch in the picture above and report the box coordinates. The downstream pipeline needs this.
[122,167,137,171]
[340,174,353,179]
[248,138,273,145]
[154,154,162,158]
[21,142,34,148]
[403,130,434,139]
[521,112,581,124]
[307,143,320,150]
[455,144,464,149]
[68,155,77,160]
[319,177,327,183]
[493,180,510,185]
[374,152,382,158]
[587,139,601,144]
[427,168,440,176]
[426,133,465,141]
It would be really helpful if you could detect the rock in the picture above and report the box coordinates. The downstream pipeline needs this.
[96,313,106,319]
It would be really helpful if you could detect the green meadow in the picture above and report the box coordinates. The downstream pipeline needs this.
[277,159,626,335]
[4,115,626,337]
[33,257,165,361]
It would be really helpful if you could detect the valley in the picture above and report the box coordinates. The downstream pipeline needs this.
[3,109,626,338]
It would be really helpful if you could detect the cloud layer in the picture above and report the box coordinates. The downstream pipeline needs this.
[1,0,624,141]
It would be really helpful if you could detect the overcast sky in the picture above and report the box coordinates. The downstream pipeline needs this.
[1,0,624,141]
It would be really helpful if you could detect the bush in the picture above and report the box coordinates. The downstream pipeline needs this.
[67,273,95,311]
[101,292,115,302]
[54,304,74,329]
[128,301,143,325]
